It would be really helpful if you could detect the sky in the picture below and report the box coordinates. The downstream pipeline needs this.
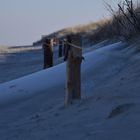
[0,0,137,46]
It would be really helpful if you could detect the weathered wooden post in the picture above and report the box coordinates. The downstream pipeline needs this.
[43,38,53,69]
[64,34,82,106]
[58,39,63,58]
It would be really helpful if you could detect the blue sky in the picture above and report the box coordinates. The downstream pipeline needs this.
[0,0,136,46]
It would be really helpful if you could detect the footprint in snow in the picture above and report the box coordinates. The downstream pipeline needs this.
[9,85,16,89]
[108,103,135,119]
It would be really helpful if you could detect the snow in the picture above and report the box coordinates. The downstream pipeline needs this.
[0,42,122,107]
[0,63,66,107]
[0,41,140,140]
[0,45,41,53]
[0,45,63,83]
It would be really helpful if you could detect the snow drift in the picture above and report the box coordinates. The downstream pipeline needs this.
[0,42,140,140]
[0,42,123,107]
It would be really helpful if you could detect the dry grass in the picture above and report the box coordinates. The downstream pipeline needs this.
[53,22,98,38]
[54,0,140,44]
[90,0,140,43]
[34,0,140,46]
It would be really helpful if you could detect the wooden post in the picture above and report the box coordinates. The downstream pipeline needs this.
[43,38,53,69]
[65,35,82,106]
[58,40,63,57]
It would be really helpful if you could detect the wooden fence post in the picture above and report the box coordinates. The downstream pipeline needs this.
[65,35,82,106]
[43,38,53,69]
[58,39,63,58]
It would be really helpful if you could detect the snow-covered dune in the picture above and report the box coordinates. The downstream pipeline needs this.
[0,63,66,106]
[1,42,140,140]
[0,45,62,83]
[0,42,122,107]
